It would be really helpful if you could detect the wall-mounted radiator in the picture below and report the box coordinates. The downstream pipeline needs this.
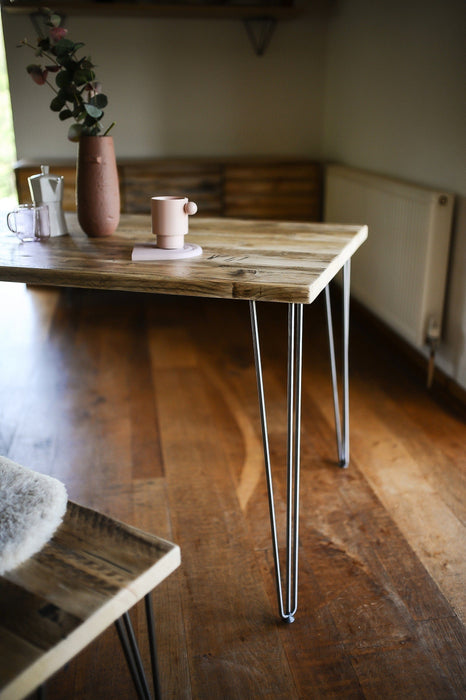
[324,164,454,350]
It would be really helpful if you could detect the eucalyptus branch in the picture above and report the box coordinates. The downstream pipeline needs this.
[17,9,114,142]
[103,121,116,136]
[19,38,60,67]
[44,78,59,95]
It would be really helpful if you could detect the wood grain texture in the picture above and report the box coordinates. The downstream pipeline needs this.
[0,213,367,304]
[223,162,322,221]
[0,279,464,697]
[0,501,180,700]
[123,162,223,216]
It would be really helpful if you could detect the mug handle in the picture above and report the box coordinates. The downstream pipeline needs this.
[184,201,198,216]
[6,211,17,233]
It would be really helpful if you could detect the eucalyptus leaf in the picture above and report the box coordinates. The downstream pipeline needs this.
[83,113,98,128]
[50,14,62,28]
[54,38,75,53]
[56,55,75,70]
[74,69,94,86]
[90,93,107,109]
[83,125,101,137]
[50,93,67,112]
[55,71,71,88]
[72,104,85,119]
[59,109,73,121]
[63,84,76,99]
[68,123,82,142]
[84,103,103,119]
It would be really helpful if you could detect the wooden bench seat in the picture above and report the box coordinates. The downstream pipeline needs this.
[0,501,180,700]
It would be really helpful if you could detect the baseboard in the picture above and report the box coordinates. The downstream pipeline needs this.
[348,296,466,412]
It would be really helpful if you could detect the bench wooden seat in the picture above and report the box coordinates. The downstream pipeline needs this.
[0,501,180,700]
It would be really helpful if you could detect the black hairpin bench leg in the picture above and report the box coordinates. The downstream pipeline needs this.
[115,593,161,699]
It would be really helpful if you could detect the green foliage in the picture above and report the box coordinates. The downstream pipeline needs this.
[18,9,114,141]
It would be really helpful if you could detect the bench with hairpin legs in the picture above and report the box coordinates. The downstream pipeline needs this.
[0,501,180,700]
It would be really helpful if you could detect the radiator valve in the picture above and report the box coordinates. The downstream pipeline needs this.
[426,316,441,389]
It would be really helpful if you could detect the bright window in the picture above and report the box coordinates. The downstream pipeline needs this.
[0,12,17,206]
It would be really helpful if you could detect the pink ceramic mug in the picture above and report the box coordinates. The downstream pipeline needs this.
[151,196,198,249]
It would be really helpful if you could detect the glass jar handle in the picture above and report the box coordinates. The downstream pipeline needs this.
[7,212,17,233]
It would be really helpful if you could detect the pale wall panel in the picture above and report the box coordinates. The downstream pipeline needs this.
[3,14,327,160]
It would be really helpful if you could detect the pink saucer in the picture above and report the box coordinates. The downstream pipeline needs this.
[131,242,202,262]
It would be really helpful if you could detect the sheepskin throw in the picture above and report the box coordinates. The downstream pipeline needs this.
[0,456,68,575]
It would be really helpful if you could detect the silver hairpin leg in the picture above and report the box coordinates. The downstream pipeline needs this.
[250,301,303,623]
[325,260,351,468]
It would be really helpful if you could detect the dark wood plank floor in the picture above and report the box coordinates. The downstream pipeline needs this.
[0,282,464,699]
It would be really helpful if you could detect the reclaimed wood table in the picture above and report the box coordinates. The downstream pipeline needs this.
[0,213,367,623]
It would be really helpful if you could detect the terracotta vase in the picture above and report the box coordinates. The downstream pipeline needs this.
[76,135,120,237]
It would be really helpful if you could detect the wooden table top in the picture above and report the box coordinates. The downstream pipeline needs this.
[0,501,180,700]
[0,214,367,304]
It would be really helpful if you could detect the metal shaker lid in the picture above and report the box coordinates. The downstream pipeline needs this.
[28,165,64,204]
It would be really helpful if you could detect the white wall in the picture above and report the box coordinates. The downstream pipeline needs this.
[323,0,465,194]
[323,0,466,388]
[3,13,327,159]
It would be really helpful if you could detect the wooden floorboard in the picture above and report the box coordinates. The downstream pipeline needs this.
[0,282,464,699]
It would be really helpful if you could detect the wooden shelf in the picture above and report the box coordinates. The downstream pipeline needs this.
[1,1,305,53]
[1,2,301,20]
